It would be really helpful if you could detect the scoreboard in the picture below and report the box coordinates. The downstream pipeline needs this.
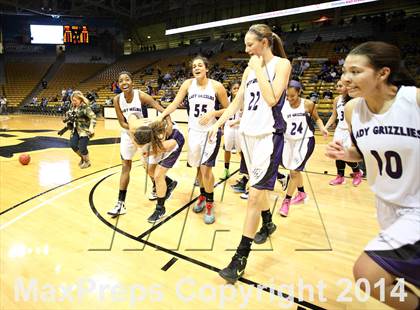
[63,25,89,44]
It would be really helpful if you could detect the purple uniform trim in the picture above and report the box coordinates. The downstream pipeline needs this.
[203,129,221,167]
[295,136,315,171]
[159,129,185,168]
[366,241,420,287]
[253,133,284,190]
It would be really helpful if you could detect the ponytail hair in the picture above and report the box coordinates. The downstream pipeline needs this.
[342,94,352,104]
[247,24,287,58]
[349,41,416,87]
[133,120,167,154]
[272,33,287,58]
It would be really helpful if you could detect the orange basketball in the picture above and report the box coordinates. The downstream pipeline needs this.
[19,154,31,165]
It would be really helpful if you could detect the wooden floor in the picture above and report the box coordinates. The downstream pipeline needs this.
[0,115,389,309]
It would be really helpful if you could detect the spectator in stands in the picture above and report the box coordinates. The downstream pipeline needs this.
[0,96,7,114]
[323,89,333,99]
[309,74,318,83]
[146,82,153,95]
[157,74,164,90]
[105,96,112,106]
[163,72,172,83]
[324,72,334,83]
[302,60,310,72]
[41,80,48,89]
[330,68,338,79]
[113,83,121,94]
[86,92,95,102]
[160,89,175,103]
[111,81,117,92]
[309,90,320,102]
[41,98,48,112]
[31,97,38,105]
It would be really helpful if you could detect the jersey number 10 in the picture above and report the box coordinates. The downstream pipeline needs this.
[370,150,402,179]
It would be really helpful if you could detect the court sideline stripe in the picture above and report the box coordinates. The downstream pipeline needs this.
[0,163,127,216]
[89,175,325,310]
[0,175,107,230]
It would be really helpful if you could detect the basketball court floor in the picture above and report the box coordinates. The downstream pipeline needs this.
[1,115,391,309]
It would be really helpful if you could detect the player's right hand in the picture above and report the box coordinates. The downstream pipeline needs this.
[208,124,219,143]
[325,140,345,160]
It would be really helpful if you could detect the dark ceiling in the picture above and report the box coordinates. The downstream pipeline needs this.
[0,0,335,21]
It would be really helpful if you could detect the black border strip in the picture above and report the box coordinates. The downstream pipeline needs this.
[89,174,326,310]
[161,257,178,271]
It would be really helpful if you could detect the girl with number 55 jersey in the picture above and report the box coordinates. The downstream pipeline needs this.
[157,56,229,225]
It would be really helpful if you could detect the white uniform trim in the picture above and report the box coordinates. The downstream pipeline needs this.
[118,89,143,160]
[351,86,420,208]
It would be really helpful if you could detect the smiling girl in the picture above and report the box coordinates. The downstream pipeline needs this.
[278,80,328,217]
[157,56,229,224]
[108,71,167,217]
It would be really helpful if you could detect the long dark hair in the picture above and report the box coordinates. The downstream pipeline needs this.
[133,121,166,153]
[229,80,240,99]
[247,24,287,58]
[190,55,209,69]
[349,41,416,87]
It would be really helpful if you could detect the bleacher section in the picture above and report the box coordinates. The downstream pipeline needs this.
[2,11,418,119]
[3,62,52,108]
[37,63,107,101]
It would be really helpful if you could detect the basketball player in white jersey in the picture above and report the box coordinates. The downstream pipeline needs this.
[325,80,363,186]
[108,71,173,217]
[221,80,241,180]
[209,24,291,284]
[127,116,185,223]
[157,56,229,224]
[326,41,419,309]
[278,80,328,217]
